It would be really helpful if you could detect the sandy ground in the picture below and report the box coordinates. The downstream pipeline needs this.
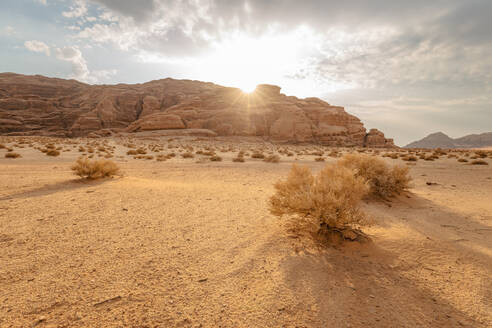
[0,137,491,327]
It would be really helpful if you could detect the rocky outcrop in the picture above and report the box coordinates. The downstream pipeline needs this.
[0,73,395,147]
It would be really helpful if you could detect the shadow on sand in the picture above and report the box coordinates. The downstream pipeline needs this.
[0,178,118,201]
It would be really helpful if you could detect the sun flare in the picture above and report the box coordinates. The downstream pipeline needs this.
[191,27,328,97]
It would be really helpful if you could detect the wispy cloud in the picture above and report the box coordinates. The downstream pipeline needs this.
[24,40,51,56]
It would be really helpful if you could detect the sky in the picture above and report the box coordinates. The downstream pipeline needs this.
[0,0,491,146]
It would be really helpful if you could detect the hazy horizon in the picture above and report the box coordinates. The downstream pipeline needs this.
[1,0,491,145]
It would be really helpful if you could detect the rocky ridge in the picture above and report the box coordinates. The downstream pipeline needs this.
[405,131,492,149]
[0,73,394,147]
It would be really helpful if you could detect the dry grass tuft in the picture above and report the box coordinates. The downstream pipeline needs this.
[5,152,21,159]
[46,149,60,157]
[71,158,120,179]
[338,154,411,198]
[251,151,265,159]
[471,160,488,165]
[264,154,280,163]
[270,164,369,230]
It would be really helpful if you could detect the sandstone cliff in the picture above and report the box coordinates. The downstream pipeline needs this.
[0,73,394,147]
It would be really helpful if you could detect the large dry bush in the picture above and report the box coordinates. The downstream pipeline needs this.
[338,154,411,198]
[71,158,120,179]
[270,164,369,230]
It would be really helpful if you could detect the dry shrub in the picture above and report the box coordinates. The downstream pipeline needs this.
[46,149,60,156]
[264,154,280,163]
[71,158,120,179]
[338,154,411,198]
[5,152,21,159]
[0,144,5,149]
[315,157,325,162]
[402,155,417,162]
[471,160,488,165]
[474,151,487,159]
[210,155,222,161]
[458,158,468,163]
[251,151,265,159]
[232,157,245,162]
[181,152,194,159]
[127,150,138,155]
[270,164,369,229]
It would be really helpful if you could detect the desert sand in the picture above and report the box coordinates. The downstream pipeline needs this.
[0,136,491,327]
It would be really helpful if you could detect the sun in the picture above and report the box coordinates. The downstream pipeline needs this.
[187,27,341,98]
[239,83,257,94]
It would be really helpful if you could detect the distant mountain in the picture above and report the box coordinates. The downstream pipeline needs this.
[405,131,492,149]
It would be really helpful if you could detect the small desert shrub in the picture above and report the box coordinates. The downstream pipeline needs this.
[232,157,245,162]
[475,151,488,159]
[402,155,417,162]
[127,150,138,155]
[338,154,411,198]
[181,152,194,159]
[251,151,265,159]
[210,155,222,161]
[270,164,369,229]
[383,153,398,159]
[264,154,280,163]
[315,157,325,162]
[5,152,21,159]
[471,160,488,165]
[71,158,120,179]
[46,150,60,157]
[457,158,468,163]
[0,144,5,149]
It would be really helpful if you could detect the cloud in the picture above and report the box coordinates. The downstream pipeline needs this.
[55,46,90,81]
[54,46,117,83]
[36,0,48,5]
[24,40,51,56]
[62,0,88,18]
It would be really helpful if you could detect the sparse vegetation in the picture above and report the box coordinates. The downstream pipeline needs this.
[71,158,120,179]
[264,154,280,163]
[269,164,369,230]
[46,149,60,156]
[471,160,488,165]
[251,151,265,159]
[5,152,21,159]
[338,154,411,198]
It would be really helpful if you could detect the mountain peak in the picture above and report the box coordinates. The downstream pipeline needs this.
[405,131,492,149]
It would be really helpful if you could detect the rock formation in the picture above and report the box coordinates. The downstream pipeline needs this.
[405,131,492,149]
[0,73,394,147]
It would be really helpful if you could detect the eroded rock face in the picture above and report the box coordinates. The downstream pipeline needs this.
[0,73,395,147]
